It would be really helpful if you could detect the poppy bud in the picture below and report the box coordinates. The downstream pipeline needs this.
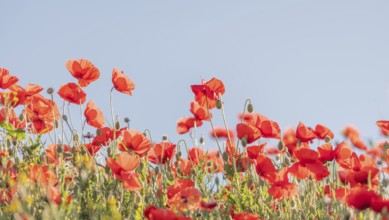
[247,103,253,113]
[384,142,389,150]
[18,113,24,121]
[275,155,280,161]
[325,136,331,143]
[199,136,205,145]
[62,115,68,121]
[207,161,212,167]
[241,137,247,147]
[162,135,168,141]
[277,141,284,151]
[115,121,120,130]
[46,87,54,94]
[222,152,229,162]
[56,145,63,153]
[284,157,290,166]
[124,117,130,123]
[155,167,159,175]
[139,161,144,170]
[216,99,222,109]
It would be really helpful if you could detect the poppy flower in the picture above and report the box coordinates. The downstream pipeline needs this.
[190,101,211,121]
[176,117,203,134]
[106,153,140,179]
[0,68,19,89]
[205,151,224,173]
[191,78,225,109]
[231,212,261,220]
[45,144,72,165]
[210,127,235,140]
[169,186,202,212]
[288,148,329,181]
[66,59,100,87]
[84,100,104,128]
[147,141,176,164]
[29,119,54,134]
[255,155,277,183]
[315,124,334,140]
[282,128,298,156]
[25,94,60,123]
[8,83,43,106]
[334,141,353,169]
[318,143,335,162]
[188,147,205,164]
[246,143,266,160]
[118,129,152,156]
[0,107,26,130]
[112,67,135,96]
[144,205,191,220]
[240,113,281,139]
[92,127,125,146]
[84,143,101,156]
[57,82,86,105]
[344,187,380,210]
[296,122,316,142]
[268,181,298,200]
[236,123,261,144]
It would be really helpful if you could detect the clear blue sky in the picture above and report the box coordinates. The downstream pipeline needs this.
[1,1,389,147]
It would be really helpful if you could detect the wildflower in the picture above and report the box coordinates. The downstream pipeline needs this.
[191,78,225,109]
[0,68,19,89]
[57,82,86,105]
[112,67,135,95]
[66,59,100,87]
[84,100,104,128]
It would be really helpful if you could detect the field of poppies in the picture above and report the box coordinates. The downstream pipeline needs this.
[1,59,389,219]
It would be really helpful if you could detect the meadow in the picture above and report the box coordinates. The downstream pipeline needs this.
[0,58,389,219]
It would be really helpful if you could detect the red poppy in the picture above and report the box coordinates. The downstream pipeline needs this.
[57,82,86,105]
[25,94,60,123]
[169,186,202,212]
[45,144,72,165]
[118,129,152,156]
[85,143,101,156]
[112,67,135,95]
[334,141,353,169]
[84,100,104,128]
[8,83,43,106]
[240,113,281,139]
[268,181,298,200]
[0,107,26,130]
[188,147,205,164]
[288,148,329,181]
[315,124,334,140]
[92,127,125,146]
[190,101,211,121]
[236,123,261,144]
[318,143,335,162]
[344,187,380,210]
[255,155,277,183]
[0,68,19,89]
[147,142,176,164]
[106,153,140,179]
[205,151,224,173]
[28,164,58,187]
[246,143,266,160]
[191,78,225,109]
[176,117,203,134]
[210,127,235,140]
[232,212,261,220]
[66,59,100,87]
[282,127,298,156]
[29,119,54,134]
[296,122,316,142]
[144,205,191,220]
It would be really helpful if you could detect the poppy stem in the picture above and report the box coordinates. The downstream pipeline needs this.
[205,97,222,155]
[109,87,115,127]
[236,98,252,149]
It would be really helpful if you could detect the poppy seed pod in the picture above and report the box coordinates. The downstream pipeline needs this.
[247,103,253,113]
[216,99,222,109]
[46,87,54,94]
[162,135,168,141]
[325,136,331,143]
[277,141,284,151]
[124,117,130,123]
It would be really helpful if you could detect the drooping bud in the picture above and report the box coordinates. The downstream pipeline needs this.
[46,87,54,95]
[216,99,223,109]
[241,136,247,147]
[247,103,253,113]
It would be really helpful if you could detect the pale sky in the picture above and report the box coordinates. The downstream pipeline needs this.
[1,1,389,148]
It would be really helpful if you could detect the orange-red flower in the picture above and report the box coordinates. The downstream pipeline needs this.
[190,101,211,121]
[296,122,316,142]
[191,78,225,109]
[144,205,191,220]
[28,164,58,187]
[0,68,19,89]
[57,82,86,105]
[288,148,329,180]
[8,83,43,106]
[176,117,203,134]
[118,129,152,156]
[66,59,100,87]
[344,187,380,210]
[210,127,235,140]
[112,67,135,95]
[147,142,176,164]
[236,123,261,144]
[84,100,104,128]
[318,143,335,162]
[315,124,334,140]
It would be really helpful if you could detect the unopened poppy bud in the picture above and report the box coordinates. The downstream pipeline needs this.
[63,152,72,158]
[46,87,54,94]
[275,155,280,161]
[247,103,253,113]
[62,115,68,121]
[324,136,331,143]
[115,121,120,130]
[207,161,212,167]
[177,151,182,157]
[277,141,284,151]
[222,152,229,162]
[124,117,130,123]
[216,99,222,109]
[162,135,168,141]
[199,136,205,145]
[56,145,63,153]
[155,167,159,175]
[139,162,144,170]
[241,137,247,147]
[18,114,24,121]
[384,142,389,150]
[284,157,290,166]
